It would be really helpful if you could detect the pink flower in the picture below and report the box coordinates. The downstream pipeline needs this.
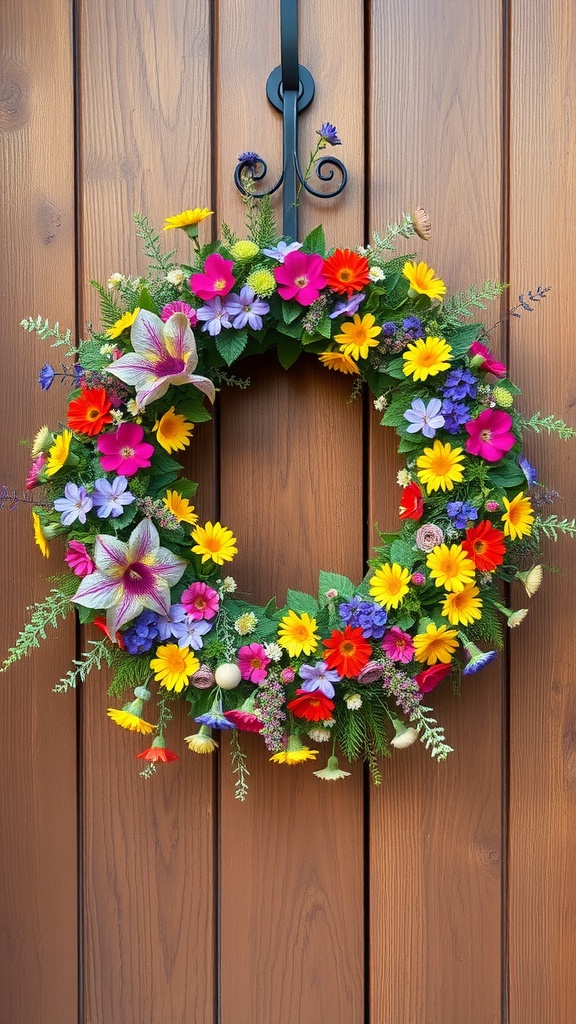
[65,540,95,577]
[161,300,198,327]
[26,452,46,489]
[97,422,155,477]
[190,253,235,301]
[223,709,263,733]
[470,340,507,378]
[237,642,271,683]
[381,627,415,663]
[181,581,220,620]
[465,408,515,462]
[273,251,327,306]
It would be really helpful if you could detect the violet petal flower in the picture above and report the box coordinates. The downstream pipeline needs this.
[171,616,213,650]
[53,482,93,526]
[329,293,366,319]
[403,397,445,438]
[261,240,303,263]
[298,661,340,699]
[92,475,135,518]
[196,296,234,336]
[227,286,270,330]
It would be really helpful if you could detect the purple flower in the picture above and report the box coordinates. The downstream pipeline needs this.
[442,367,478,402]
[298,661,340,699]
[53,482,93,526]
[329,292,366,319]
[382,321,397,337]
[226,286,270,330]
[402,316,424,339]
[92,476,135,518]
[238,151,262,169]
[38,364,55,390]
[446,500,479,530]
[317,122,341,146]
[154,603,189,641]
[262,240,303,263]
[171,616,213,650]
[441,398,471,434]
[121,609,161,654]
[403,397,445,438]
[196,296,234,336]
[519,454,538,486]
[339,597,388,639]
[195,711,236,730]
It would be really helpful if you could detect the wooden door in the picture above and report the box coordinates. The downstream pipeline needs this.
[1,1,575,1021]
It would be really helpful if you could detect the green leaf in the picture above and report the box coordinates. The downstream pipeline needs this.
[78,338,110,371]
[277,335,301,369]
[285,589,319,617]
[301,225,326,257]
[275,318,305,338]
[487,458,527,489]
[318,570,356,599]
[316,315,332,340]
[138,285,159,314]
[216,329,248,366]
[282,300,302,325]
[390,539,417,568]
[385,356,406,380]
[176,393,213,424]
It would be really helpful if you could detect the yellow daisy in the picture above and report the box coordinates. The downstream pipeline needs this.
[402,336,452,381]
[106,307,141,339]
[191,521,238,565]
[335,313,382,360]
[416,439,465,493]
[441,583,483,626]
[153,406,194,453]
[501,492,534,540]
[32,511,50,558]
[184,727,219,754]
[277,610,319,658]
[106,708,155,734]
[369,562,411,610]
[318,350,360,375]
[163,490,198,525]
[402,260,447,300]
[150,644,199,693]
[413,623,459,665]
[163,208,213,230]
[270,735,319,764]
[426,544,476,592]
[45,429,72,477]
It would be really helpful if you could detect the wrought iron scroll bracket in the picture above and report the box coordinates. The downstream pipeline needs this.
[233,0,348,241]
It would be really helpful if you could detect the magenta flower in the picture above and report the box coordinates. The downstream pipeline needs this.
[381,627,415,664]
[97,422,155,477]
[223,708,263,733]
[106,310,215,410]
[25,452,47,489]
[273,250,327,306]
[65,540,95,577]
[180,581,220,621]
[237,642,271,683]
[189,253,235,301]
[71,518,188,636]
[161,300,198,327]
[465,408,515,462]
[470,340,507,378]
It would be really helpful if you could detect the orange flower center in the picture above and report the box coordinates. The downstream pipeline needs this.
[294,275,309,287]
[121,445,135,458]
[214,278,226,291]
[340,641,355,656]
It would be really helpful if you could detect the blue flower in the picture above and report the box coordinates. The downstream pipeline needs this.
[171,616,213,650]
[317,122,341,146]
[329,292,366,319]
[462,646,497,675]
[339,597,388,639]
[261,240,302,263]
[382,321,397,337]
[402,316,424,339]
[441,398,471,434]
[519,454,538,486]
[38,364,55,390]
[53,482,93,526]
[121,610,160,654]
[92,476,135,518]
[403,397,445,438]
[442,367,478,401]
[196,296,234,336]
[446,500,479,530]
[154,603,189,641]
[226,286,270,331]
[237,150,262,168]
[299,660,340,699]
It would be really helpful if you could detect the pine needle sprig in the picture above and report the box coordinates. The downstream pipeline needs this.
[133,211,177,278]
[244,194,279,250]
[20,316,75,356]
[1,581,77,671]
[107,650,154,698]
[516,412,576,440]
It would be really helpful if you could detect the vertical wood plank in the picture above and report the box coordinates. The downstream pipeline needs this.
[509,3,576,1020]
[216,2,366,1021]
[368,2,504,1020]
[0,2,78,1022]
[78,2,217,1021]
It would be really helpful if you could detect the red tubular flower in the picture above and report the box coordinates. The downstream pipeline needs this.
[286,689,335,722]
[323,248,370,296]
[136,736,179,762]
[414,662,451,693]
[399,481,424,521]
[462,520,507,572]
[322,625,372,678]
[67,387,113,436]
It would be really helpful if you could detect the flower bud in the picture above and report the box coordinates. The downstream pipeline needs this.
[390,719,419,749]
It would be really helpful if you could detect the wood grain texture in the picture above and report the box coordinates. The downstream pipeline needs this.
[78,2,217,1020]
[216,2,366,1021]
[0,3,78,1023]
[368,2,504,1020]
[508,3,576,1020]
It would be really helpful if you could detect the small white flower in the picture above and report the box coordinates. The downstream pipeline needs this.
[235,612,258,636]
[308,728,332,743]
[110,409,124,424]
[369,266,385,283]
[125,399,140,418]
[345,693,363,710]
[166,268,185,286]
[264,642,283,662]
[396,468,412,487]
[222,576,237,594]
[373,395,387,413]
[107,272,124,290]
[99,342,116,356]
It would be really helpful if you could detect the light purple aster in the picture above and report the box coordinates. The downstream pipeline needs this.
[317,122,342,146]
[154,603,189,641]
[261,240,303,263]
[196,296,235,336]
[298,661,340,699]
[329,292,366,319]
[171,615,213,650]
[403,397,445,438]
[54,482,93,526]
[91,476,135,518]
[226,286,270,330]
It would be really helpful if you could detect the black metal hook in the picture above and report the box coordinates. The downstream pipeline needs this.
[234,0,348,241]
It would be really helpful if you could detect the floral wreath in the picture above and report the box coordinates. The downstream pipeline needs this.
[4,128,575,798]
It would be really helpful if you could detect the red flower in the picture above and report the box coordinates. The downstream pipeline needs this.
[67,387,113,436]
[286,689,335,722]
[323,248,370,296]
[414,662,451,693]
[462,520,506,572]
[136,737,179,762]
[93,616,125,649]
[322,625,372,678]
[399,481,424,520]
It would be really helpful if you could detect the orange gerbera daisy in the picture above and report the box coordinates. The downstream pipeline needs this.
[462,520,507,571]
[286,690,335,722]
[322,625,372,678]
[323,248,370,295]
[67,386,113,436]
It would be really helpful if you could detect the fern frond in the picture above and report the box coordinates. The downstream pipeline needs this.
[1,583,76,671]
[20,316,75,355]
[133,211,177,277]
[440,281,507,323]
[245,194,279,249]
[409,705,453,761]
[516,412,576,440]
[89,280,123,331]
[107,650,154,698]
[53,639,113,693]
